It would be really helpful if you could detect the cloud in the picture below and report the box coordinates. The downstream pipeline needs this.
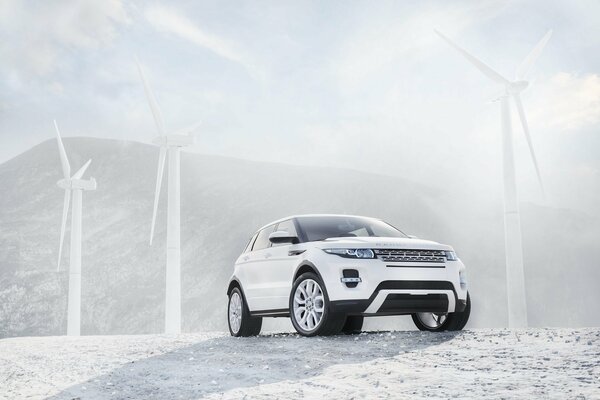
[330,2,508,93]
[528,72,600,132]
[0,0,129,78]
[144,5,251,71]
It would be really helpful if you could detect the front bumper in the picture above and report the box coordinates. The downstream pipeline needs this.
[317,253,468,316]
[330,280,467,316]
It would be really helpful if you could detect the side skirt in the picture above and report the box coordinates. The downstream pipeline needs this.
[250,308,289,317]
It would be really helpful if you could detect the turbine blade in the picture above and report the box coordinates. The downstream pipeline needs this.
[513,93,545,196]
[173,120,202,137]
[72,159,92,180]
[150,147,167,245]
[54,120,71,179]
[135,57,166,136]
[516,30,552,80]
[434,29,509,85]
[57,190,70,272]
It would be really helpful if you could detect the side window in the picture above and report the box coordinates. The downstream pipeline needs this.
[252,225,276,251]
[276,219,297,236]
[271,219,298,247]
[243,233,258,253]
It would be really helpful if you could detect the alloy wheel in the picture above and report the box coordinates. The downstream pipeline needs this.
[293,279,325,332]
[229,291,242,334]
[416,312,448,329]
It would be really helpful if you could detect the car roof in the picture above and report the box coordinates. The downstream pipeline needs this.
[256,214,381,232]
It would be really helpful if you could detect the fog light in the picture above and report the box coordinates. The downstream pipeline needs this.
[342,269,361,288]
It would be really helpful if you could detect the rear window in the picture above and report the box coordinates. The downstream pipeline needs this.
[243,233,258,253]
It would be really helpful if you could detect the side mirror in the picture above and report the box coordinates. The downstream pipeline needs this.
[269,231,299,244]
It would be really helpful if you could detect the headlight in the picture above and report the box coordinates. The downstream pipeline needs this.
[445,250,458,261]
[323,248,375,259]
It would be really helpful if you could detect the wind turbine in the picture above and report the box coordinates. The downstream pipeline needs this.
[135,58,195,335]
[435,30,552,328]
[55,120,97,336]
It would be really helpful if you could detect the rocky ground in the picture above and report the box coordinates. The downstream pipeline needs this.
[1,328,599,399]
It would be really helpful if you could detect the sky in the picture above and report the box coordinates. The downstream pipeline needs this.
[0,0,599,215]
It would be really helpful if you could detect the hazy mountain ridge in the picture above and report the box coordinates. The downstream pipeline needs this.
[0,137,598,337]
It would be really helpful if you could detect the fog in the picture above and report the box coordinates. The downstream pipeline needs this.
[1,1,599,213]
[0,1,599,336]
[0,138,598,337]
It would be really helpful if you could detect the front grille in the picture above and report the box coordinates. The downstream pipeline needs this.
[373,249,446,263]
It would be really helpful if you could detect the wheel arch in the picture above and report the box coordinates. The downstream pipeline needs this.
[227,277,255,313]
[293,261,324,284]
[227,278,243,296]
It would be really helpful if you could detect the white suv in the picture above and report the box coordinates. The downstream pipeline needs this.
[227,215,470,337]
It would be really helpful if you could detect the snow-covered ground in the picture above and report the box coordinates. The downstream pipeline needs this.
[1,329,599,399]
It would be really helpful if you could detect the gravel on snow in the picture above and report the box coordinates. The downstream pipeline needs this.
[1,328,599,399]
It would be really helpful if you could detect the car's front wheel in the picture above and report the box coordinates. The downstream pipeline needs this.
[228,287,262,337]
[411,293,471,332]
[290,272,345,336]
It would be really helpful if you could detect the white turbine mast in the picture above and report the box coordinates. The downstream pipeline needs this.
[135,57,197,335]
[435,29,552,328]
[55,120,97,336]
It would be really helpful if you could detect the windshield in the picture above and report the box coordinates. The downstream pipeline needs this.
[296,216,407,242]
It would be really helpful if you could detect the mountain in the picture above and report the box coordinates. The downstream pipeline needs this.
[0,137,598,337]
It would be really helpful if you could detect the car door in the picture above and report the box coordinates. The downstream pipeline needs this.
[240,224,276,311]
[259,219,303,311]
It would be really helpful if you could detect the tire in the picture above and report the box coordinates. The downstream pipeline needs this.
[228,287,262,337]
[289,272,345,337]
[342,316,364,334]
[448,292,471,331]
[411,292,471,332]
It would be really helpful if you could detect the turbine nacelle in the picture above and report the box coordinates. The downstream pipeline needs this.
[506,80,529,94]
[152,134,194,148]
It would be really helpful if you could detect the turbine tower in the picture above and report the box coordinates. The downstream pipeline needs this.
[135,58,195,334]
[55,120,97,336]
[435,30,552,328]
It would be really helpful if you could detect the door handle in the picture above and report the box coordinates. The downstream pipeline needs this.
[264,253,272,259]
[243,256,250,262]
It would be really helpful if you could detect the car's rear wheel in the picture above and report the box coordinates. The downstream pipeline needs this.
[448,292,471,331]
[411,293,471,332]
[228,287,262,337]
[290,272,345,336]
[412,312,450,331]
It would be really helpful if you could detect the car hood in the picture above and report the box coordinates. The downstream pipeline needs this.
[311,236,453,251]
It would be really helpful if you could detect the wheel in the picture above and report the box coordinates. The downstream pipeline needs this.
[341,316,364,334]
[449,292,471,331]
[289,272,345,337]
[411,293,471,332]
[228,287,262,337]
